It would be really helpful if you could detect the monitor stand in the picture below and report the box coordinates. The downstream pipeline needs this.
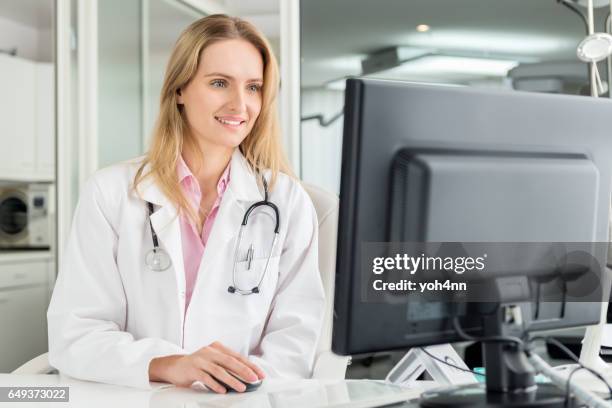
[385,344,479,387]
[418,308,568,408]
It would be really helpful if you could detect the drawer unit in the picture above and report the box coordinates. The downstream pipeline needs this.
[0,260,48,289]
[0,286,48,372]
[0,256,53,372]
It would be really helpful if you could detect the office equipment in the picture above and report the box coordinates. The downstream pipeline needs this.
[385,344,478,387]
[333,78,612,407]
[191,373,263,393]
[0,182,52,249]
[222,373,263,393]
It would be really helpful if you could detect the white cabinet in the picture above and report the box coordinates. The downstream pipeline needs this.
[36,64,55,177]
[0,256,53,373]
[0,54,54,181]
[0,286,49,372]
[0,54,36,175]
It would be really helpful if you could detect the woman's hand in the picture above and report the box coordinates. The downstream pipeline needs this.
[148,341,266,393]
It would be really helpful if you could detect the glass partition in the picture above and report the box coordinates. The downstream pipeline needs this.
[144,0,204,148]
[97,0,204,168]
[98,0,143,168]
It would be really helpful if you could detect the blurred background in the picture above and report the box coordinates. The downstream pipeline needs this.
[0,0,606,375]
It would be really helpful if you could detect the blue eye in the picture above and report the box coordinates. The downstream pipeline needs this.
[211,80,226,88]
[248,84,262,92]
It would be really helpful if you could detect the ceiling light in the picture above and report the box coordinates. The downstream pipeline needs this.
[367,55,519,80]
[400,30,572,56]
[416,24,430,33]
[326,48,521,90]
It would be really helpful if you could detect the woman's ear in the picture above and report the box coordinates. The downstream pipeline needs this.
[177,88,183,105]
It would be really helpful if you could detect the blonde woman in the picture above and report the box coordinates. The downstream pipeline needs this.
[47,15,325,393]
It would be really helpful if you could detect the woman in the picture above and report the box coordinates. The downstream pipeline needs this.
[47,14,325,393]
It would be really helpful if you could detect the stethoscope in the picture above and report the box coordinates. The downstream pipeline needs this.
[144,202,171,272]
[144,175,280,296]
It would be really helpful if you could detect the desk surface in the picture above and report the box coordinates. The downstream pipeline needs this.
[0,374,430,408]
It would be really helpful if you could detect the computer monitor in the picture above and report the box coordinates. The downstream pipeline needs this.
[332,78,612,406]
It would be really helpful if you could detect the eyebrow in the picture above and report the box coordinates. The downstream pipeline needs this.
[204,72,263,82]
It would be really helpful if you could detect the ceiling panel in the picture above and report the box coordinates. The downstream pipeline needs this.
[301,0,609,87]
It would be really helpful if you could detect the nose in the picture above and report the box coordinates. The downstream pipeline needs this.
[227,86,247,112]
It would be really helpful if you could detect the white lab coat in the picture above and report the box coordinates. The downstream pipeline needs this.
[47,149,325,389]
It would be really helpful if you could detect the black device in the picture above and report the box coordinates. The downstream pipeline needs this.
[215,372,263,393]
[332,78,612,407]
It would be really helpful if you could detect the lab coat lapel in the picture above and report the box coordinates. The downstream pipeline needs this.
[148,206,186,292]
[198,150,264,273]
[136,172,187,317]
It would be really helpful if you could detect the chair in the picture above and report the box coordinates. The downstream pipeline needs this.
[14,183,350,378]
[302,182,351,380]
[12,352,52,374]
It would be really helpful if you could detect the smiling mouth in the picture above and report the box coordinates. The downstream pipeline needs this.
[215,117,246,126]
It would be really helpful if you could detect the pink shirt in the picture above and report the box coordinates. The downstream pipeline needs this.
[177,157,231,310]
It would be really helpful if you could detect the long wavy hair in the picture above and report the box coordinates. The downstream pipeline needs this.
[133,14,292,228]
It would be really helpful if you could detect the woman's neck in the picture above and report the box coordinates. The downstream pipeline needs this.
[182,143,233,195]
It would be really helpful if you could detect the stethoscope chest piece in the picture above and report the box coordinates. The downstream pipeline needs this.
[145,202,172,272]
[145,247,172,272]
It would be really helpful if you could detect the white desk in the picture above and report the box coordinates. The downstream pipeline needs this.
[0,374,431,408]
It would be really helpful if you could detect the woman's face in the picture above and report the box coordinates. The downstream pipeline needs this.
[178,38,264,150]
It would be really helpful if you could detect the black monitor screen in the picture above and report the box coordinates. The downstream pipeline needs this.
[332,78,612,356]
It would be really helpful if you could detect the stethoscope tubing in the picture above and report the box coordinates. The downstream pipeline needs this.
[147,202,161,248]
[145,173,280,295]
[229,229,279,295]
[228,176,280,295]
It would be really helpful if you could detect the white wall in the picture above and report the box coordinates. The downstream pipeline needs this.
[0,15,51,62]
[300,87,344,194]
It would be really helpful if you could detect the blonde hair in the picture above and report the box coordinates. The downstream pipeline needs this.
[133,14,293,228]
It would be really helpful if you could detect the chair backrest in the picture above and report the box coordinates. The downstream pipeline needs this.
[303,183,350,379]
[11,352,53,374]
[302,182,339,355]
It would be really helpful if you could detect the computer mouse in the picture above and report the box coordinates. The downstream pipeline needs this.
[190,373,263,393]
[219,372,263,393]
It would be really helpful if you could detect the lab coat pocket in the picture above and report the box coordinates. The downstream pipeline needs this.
[206,256,280,352]
[231,256,280,300]
[228,255,280,324]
